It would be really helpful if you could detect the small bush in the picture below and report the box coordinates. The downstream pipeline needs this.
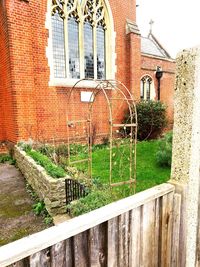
[37,144,54,158]
[67,187,119,217]
[33,201,53,225]
[156,132,172,167]
[137,101,167,140]
[123,101,167,140]
[0,154,15,165]
[26,150,66,178]
[33,201,46,215]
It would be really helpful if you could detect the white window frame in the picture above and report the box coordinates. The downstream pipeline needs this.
[46,0,116,88]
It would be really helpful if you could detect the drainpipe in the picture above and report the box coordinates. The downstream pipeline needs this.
[155,66,163,100]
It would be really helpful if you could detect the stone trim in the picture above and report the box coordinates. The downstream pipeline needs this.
[141,53,175,63]
[14,146,70,216]
[126,19,140,35]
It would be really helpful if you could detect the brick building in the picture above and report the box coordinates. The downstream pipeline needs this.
[0,0,175,148]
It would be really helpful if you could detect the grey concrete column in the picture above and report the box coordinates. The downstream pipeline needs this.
[170,46,200,267]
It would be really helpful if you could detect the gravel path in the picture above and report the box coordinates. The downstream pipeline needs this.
[0,164,48,246]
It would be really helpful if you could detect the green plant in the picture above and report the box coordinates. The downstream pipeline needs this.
[18,141,32,152]
[33,201,45,215]
[26,149,66,178]
[55,144,68,157]
[32,200,53,225]
[25,183,37,200]
[156,131,172,167]
[67,187,119,217]
[124,101,167,140]
[44,215,53,225]
[0,154,15,165]
[38,144,54,158]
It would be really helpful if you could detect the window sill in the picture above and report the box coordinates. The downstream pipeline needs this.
[49,78,110,89]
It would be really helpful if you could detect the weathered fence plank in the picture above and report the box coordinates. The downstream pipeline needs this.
[8,259,29,267]
[160,192,173,267]
[29,249,50,267]
[141,200,156,267]
[171,193,181,267]
[107,217,119,267]
[154,197,160,267]
[0,184,177,267]
[129,207,141,267]
[89,223,107,267]
[65,238,73,267]
[50,241,66,267]
[118,211,129,267]
[73,231,89,267]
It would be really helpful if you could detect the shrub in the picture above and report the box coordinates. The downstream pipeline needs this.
[123,101,167,140]
[0,154,15,165]
[33,201,53,225]
[67,187,119,217]
[26,149,66,178]
[156,131,172,167]
[137,101,167,140]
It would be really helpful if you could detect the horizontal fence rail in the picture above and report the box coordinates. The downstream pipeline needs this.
[0,183,181,267]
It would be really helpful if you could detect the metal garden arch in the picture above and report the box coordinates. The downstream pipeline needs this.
[66,79,137,193]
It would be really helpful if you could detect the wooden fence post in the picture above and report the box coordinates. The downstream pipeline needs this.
[170,46,200,267]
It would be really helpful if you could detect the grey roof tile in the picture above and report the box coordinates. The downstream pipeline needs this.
[141,34,171,59]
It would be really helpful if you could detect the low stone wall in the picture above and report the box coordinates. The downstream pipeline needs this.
[14,146,70,216]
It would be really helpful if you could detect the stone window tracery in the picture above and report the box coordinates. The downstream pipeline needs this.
[50,0,110,81]
[140,76,153,100]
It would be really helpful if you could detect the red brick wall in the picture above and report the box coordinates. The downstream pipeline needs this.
[129,33,141,99]
[0,0,16,142]
[109,0,136,87]
[0,0,175,143]
[9,0,136,142]
[141,55,176,124]
[5,0,37,142]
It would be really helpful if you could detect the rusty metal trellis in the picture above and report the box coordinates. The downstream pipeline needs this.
[66,79,137,193]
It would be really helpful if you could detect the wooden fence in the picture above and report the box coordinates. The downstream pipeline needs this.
[0,183,181,267]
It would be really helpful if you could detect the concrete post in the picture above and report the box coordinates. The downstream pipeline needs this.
[170,46,200,267]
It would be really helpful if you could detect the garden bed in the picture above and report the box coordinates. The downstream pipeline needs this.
[14,146,70,216]
[14,134,171,217]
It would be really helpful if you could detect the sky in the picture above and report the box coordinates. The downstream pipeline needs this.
[136,0,200,58]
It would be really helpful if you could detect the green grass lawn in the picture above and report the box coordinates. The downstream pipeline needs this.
[68,139,171,216]
[74,139,171,194]
[92,140,170,192]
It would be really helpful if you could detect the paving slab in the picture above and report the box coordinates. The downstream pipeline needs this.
[0,164,49,246]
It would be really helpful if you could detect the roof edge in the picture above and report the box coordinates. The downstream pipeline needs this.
[148,32,171,59]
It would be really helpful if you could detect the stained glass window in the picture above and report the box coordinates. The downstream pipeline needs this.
[97,25,105,80]
[84,22,94,79]
[51,13,66,78]
[68,17,80,79]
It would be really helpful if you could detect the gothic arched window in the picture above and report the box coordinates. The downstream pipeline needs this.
[50,0,112,82]
[140,76,153,100]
